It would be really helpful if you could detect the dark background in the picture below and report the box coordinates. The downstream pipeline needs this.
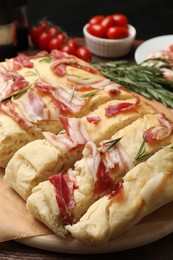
[27,0,173,40]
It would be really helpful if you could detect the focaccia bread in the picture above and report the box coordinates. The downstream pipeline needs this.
[4,97,156,200]
[0,50,133,168]
[66,146,173,244]
[26,113,173,237]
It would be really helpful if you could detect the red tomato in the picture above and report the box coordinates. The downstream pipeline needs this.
[47,27,60,40]
[30,26,39,48]
[101,15,114,31]
[57,33,67,45]
[38,22,50,35]
[169,44,173,52]
[61,45,76,55]
[106,26,129,39]
[87,24,105,38]
[75,47,92,62]
[89,15,104,25]
[66,38,79,50]
[48,37,62,51]
[112,13,128,27]
[38,32,49,50]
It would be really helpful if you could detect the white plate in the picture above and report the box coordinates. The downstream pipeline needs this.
[17,201,173,254]
[135,35,173,64]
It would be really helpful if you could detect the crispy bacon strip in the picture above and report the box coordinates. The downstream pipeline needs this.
[6,53,34,71]
[0,101,33,129]
[49,173,75,225]
[35,79,85,115]
[43,117,90,152]
[143,113,173,143]
[105,95,140,117]
[0,64,29,102]
[50,49,97,76]
[99,141,133,175]
[83,141,116,196]
[12,89,45,122]
[86,113,101,124]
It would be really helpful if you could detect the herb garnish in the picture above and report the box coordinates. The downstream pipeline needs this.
[69,85,76,102]
[103,137,122,153]
[133,137,153,163]
[93,59,173,109]
[1,83,33,102]
[38,56,52,63]
[81,90,100,98]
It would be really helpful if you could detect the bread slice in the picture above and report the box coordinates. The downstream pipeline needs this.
[26,113,173,237]
[66,146,173,244]
[5,98,156,200]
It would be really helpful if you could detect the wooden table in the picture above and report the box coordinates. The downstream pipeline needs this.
[1,39,173,259]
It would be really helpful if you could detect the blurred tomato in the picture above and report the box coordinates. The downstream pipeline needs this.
[106,26,129,39]
[87,24,105,38]
[47,27,60,40]
[75,47,92,62]
[101,15,114,31]
[48,37,62,51]
[66,38,79,50]
[112,13,128,27]
[89,15,104,25]
[38,32,49,50]
[61,44,76,55]
[30,26,39,47]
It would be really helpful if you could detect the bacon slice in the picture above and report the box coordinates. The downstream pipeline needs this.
[99,141,133,175]
[143,113,173,143]
[49,173,75,225]
[86,113,101,124]
[35,79,85,115]
[50,49,97,76]
[12,89,45,122]
[0,101,33,129]
[43,117,90,152]
[83,141,116,196]
[6,53,34,71]
[0,64,29,102]
[105,95,140,117]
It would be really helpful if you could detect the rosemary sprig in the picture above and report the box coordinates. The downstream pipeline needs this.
[69,85,76,102]
[38,56,52,63]
[103,137,122,153]
[93,59,173,109]
[81,90,100,98]
[133,137,153,163]
[1,83,33,102]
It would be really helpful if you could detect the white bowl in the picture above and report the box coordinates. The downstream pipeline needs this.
[83,24,136,58]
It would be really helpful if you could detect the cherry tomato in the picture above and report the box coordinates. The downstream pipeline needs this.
[89,15,104,25]
[47,27,60,40]
[30,26,39,48]
[61,45,76,55]
[48,37,62,51]
[66,38,79,50]
[87,24,105,38]
[106,26,129,39]
[38,32,49,50]
[101,15,114,31]
[112,13,128,27]
[38,22,50,35]
[75,47,92,62]
[169,44,173,52]
[56,33,67,45]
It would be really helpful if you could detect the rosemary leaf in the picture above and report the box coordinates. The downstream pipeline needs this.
[93,59,173,109]
[81,90,100,98]
[133,137,153,163]
[38,56,52,63]
[103,137,122,153]
[1,83,33,102]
